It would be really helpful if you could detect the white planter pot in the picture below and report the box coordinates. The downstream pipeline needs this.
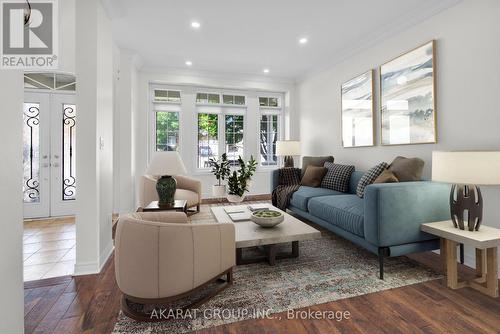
[212,185,226,197]
[227,194,245,203]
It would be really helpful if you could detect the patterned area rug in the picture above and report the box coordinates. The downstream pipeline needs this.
[112,202,441,333]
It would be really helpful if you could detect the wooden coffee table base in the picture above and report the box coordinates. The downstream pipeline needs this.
[441,238,499,298]
[236,241,299,266]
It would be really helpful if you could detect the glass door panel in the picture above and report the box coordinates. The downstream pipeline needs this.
[23,93,50,218]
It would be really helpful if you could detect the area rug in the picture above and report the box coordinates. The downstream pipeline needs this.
[112,203,441,333]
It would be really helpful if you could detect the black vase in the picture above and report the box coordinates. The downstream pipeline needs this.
[156,175,176,206]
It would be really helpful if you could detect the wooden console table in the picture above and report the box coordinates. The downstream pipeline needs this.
[422,220,499,298]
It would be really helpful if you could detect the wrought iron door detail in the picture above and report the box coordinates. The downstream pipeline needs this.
[62,104,76,200]
[23,103,41,203]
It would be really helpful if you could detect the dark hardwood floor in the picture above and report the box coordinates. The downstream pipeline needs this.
[24,250,500,334]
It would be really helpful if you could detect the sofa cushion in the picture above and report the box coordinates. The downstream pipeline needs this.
[290,186,343,211]
[308,195,365,237]
[301,156,334,177]
[321,162,355,192]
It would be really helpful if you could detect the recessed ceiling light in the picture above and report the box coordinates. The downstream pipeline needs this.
[299,37,308,45]
[263,68,270,74]
[191,21,201,29]
[185,60,193,66]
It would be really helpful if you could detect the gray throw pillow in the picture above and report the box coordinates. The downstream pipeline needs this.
[356,162,389,198]
[301,156,334,177]
[321,162,355,193]
[388,156,425,181]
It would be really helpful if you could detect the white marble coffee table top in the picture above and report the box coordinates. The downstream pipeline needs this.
[210,204,321,248]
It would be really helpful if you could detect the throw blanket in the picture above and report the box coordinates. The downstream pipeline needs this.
[272,168,301,210]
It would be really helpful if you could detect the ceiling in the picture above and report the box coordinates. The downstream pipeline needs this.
[107,0,459,80]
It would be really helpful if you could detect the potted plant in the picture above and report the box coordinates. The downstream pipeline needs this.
[209,153,230,197]
[227,155,257,202]
[241,156,257,189]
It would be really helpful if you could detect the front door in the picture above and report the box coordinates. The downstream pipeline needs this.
[23,92,77,218]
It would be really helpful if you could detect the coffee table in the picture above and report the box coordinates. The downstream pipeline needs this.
[211,204,321,265]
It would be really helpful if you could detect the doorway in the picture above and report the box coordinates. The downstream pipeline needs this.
[22,73,77,281]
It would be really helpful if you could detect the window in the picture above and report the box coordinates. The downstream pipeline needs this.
[154,89,181,102]
[260,114,278,166]
[259,96,279,107]
[223,94,245,105]
[156,111,179,151]
[225,115,244,166]
[24,72,76,91]
[198,113,219,168]
[196,93,220,104]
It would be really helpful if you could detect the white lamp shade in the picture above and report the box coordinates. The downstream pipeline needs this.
[276,141,301,156]
[146,151,187,176]
[432,151,500,185]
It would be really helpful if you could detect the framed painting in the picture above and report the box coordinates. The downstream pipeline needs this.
[341,70,374,147]
[380,40,436,145]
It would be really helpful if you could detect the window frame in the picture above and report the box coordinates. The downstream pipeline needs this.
[196,105,247,171]
[149,84,183,161]
[258,94,284,168]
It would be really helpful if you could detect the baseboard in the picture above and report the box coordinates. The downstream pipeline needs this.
[73,241,115,276]
[99,241,114,271]
[73,260,99,276]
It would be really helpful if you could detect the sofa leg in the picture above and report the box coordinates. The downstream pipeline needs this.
[378,248,384,280]
[459,243,464,264]
[378,247,390,280]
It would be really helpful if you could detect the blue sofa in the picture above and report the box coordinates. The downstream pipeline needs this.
[271,168,453,279]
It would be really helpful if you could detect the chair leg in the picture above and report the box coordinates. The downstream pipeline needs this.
[197,204,200,212]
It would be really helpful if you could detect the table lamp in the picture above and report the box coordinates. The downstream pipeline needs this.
[146,151,187,206]
[432,151,500,231]
[276,141,301,168]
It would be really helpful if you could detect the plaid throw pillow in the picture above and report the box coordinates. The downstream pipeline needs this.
[356,162,389,198]
[321,162,355,193]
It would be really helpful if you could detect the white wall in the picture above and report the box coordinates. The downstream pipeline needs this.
[134,70,298,201]
[0,72,24,333]
[113,50,139,213]
[74,0,114,275]
[59,0,76,74]
[297,0,500,273]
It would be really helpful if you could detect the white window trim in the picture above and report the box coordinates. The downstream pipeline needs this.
[258,95,284,169]
[195,106,248,171]
[149,85,183,161]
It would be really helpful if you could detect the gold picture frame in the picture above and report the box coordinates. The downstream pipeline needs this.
[341,70,375,148]
[379,40,437,146]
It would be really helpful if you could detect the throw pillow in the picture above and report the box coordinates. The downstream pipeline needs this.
[301,156,334,177]
[388,156,424,182]
[356,162,389,198]
[321,162,355,193]
[300,166,328,187]
[374,169,399,184]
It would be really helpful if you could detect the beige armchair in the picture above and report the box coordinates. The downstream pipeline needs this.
[138,175,202,211]
[115,211,235,321]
